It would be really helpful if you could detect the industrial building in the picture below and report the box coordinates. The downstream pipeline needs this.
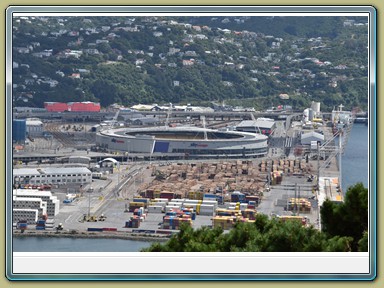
[44,101,100,112]
[13,189,60,217]
[13,209,39,225]
[300,131,325,146]
[13,196,47,224]
[235,119,276,136]
[26,118,44,138]
[96,126,268,158]
[13,167,92,186]
[12,119,27,143]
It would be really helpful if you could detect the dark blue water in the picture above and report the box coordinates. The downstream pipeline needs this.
[13,237,153,252]
[13,124,369,252]
[341,124,369,191]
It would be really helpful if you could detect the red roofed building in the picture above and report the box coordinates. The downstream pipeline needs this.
[44,102,69,112]
[68,102,100,112]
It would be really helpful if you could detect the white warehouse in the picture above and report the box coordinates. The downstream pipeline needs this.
[13,196,47,219]
[13,209,39,225]
[13,189,60,217]
[300,131,325,145]
[13,167,92,186]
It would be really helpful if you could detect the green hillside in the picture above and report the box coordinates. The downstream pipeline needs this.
[12,16,369,111]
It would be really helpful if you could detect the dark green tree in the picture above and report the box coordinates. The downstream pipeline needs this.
[142,214,353,252]
[320,182,368,251]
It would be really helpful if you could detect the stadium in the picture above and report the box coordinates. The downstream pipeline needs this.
[96,126,268,158]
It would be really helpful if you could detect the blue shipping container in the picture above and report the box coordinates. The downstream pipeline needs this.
[87,228,103,232]
[133,198,149,204]
[203,194,216,199]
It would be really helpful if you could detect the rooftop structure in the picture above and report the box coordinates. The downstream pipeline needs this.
[301,131,325,145]
[235,119,276,135]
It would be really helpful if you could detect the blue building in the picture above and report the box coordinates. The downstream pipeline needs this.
[12,119,26,143]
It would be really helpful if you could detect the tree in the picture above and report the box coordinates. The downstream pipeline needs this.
[142,214,352,252]
[320,182,368,251]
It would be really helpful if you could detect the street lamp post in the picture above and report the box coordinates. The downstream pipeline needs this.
[87,186,93,218]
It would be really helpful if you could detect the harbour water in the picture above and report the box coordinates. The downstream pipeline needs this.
[341,123,369,191]
[13,124,369,252]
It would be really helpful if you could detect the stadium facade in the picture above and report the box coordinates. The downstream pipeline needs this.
[96,126,268,158]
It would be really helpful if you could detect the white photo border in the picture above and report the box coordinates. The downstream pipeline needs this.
[6,5,376,281]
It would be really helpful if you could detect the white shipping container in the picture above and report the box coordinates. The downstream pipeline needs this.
[148,206,164,213]
[202,201,218,210]
[165,205,181,213]
[199,204,215,216]
[170,199,185,203]
[200,204,214,209]
[154,198,169,203]
[151,201,167,207]
[184,199,200,204]
[225,202,240,208]
[202,200,218,205]
[167,202,182,207]
[182,203,197,210]
[199,209,216,216]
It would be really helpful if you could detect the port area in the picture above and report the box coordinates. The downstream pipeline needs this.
[13,152,340,238]
[13,119,344,239]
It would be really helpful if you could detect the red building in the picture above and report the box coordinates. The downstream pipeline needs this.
[68,102,100,112]
[44,102,100,112]
[44,102,69,112]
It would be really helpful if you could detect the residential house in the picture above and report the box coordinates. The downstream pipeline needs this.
[182,59,194,66]
[96,39,109,44]
[14,47,30,54]
[69,73,81,79]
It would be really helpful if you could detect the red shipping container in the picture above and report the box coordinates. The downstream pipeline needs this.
[102,228,117,232]
[160,192,175,201]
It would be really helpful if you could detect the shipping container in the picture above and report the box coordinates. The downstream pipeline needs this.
[165,205,181,213]
[231,191,246,203]
[160,192,175,201]
[133,198,150,205]
[153,198,169,203]
[184,199,201,204]
[102,228,117,232]
[147,206,164,213]
[199,204,215,216]
[87,227,104,232]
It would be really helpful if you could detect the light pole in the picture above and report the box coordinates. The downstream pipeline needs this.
[87,186,94,218]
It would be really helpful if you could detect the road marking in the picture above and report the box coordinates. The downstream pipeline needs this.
[65,215,72,223]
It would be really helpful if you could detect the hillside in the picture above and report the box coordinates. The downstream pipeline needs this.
[12,15,369,111]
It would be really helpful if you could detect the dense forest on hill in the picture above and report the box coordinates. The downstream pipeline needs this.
[12,15,369,111]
